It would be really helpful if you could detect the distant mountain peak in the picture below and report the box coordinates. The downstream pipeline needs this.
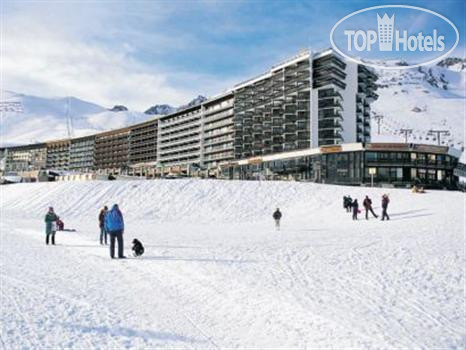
[108,105,128,112]
[144,104,176,115]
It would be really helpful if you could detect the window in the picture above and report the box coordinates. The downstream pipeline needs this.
[427,169,436,180]
[418,169,426,179]
[365,152,377,162]
[411,168,417,179]
[378,167,389,179]
[437,170,445,181]
[428,154,436,164]
[410,153,417,160]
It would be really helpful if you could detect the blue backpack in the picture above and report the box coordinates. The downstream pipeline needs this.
[105,209,124,232]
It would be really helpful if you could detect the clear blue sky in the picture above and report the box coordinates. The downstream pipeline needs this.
[2,0,465,110]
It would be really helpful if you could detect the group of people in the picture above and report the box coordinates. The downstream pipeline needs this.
[44,207,65,245]
[343,194,390,221]
[44,204,125,259]
[98,204,126,259]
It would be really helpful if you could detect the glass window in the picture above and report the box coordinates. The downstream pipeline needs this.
[437,170,445,181]
[411,168,417,179]
[379,167,389,179]
[410,153,417,160]
[428,154,436,163]
[365,152,377,161]
[418,169,426,179]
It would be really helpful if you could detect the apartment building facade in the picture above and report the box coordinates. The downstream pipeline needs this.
[2,143,47,172]
[2,48,386,179]
[94,128,130,172]
[46,140,70,170]
[69,135,95,171]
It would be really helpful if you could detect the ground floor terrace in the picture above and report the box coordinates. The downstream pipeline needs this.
[219,143,462,190]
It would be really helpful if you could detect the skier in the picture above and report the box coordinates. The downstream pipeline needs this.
[44,207,58,245]
[363,195,378,220]
[98,206,108,245]
[352,199,359,220]
[104,204,126,259]
[273,208,282,231]
[381,194,390,221]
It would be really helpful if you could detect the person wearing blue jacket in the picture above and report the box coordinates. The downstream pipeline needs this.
[104,204,126,259]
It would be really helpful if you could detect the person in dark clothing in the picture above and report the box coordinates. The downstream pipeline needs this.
[104,204,126,259]
[343,196,347,210]
[98,206,108,245]
[352,199,359,220]
[44,207,58,245]
[363,195,378,220]
[381,194,390,221]
[346,196,353,212]
[273,208,282,231]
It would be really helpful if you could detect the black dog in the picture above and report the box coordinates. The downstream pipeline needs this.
[132,239,145,257]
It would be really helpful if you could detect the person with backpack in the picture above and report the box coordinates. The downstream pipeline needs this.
[346,196,353,213]
[273,208,282,231]
[98,206,108,245]
[44,207,58,245]
[104,204,126,259]
[352,199,359,220]
[363,195,378,220]
[381,194,390,221]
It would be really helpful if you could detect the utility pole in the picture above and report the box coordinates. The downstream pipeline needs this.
[399,128,413,143]
[427,129,450,145]
[374,115,384,135]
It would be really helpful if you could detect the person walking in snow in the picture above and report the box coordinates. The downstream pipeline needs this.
[381,194,390,221]
[104,204,126,259]
[98,206,108,245]
[273,208,282,231]
[343,196,347,210]
[346,196,353,213]
[363,195,378,220]
[44,206,58,245]
[352,199,359,220]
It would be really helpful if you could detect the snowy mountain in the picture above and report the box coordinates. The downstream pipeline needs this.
[0,91,150,146]
[144,104,176,115]
[144,95,207,115]
[370,59,465,151]
[178,95,207,109]
[108,105,129,112]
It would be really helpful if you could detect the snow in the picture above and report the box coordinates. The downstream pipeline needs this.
[0,91,151,146]
[1,179,464,348]
[371,64,465,150]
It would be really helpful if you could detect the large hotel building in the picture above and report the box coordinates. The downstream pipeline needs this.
[1,49,462,189]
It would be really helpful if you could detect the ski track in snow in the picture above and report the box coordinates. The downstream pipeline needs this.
[0,179,465,349]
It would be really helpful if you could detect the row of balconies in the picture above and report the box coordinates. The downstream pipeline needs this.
[159,134,200,148]
[160,119,201,135]
[160,141,200,154]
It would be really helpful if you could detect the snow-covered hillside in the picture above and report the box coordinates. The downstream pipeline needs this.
[1,179,464,348]
[371,61,465,150]
[0,91,151,146]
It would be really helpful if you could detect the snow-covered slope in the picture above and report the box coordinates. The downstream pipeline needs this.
[0,91,151,146]
[371,62,465,150]
[1,179,464,348]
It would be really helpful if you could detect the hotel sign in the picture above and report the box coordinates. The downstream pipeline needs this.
[320,145,342,154]
[248,157,263,165]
